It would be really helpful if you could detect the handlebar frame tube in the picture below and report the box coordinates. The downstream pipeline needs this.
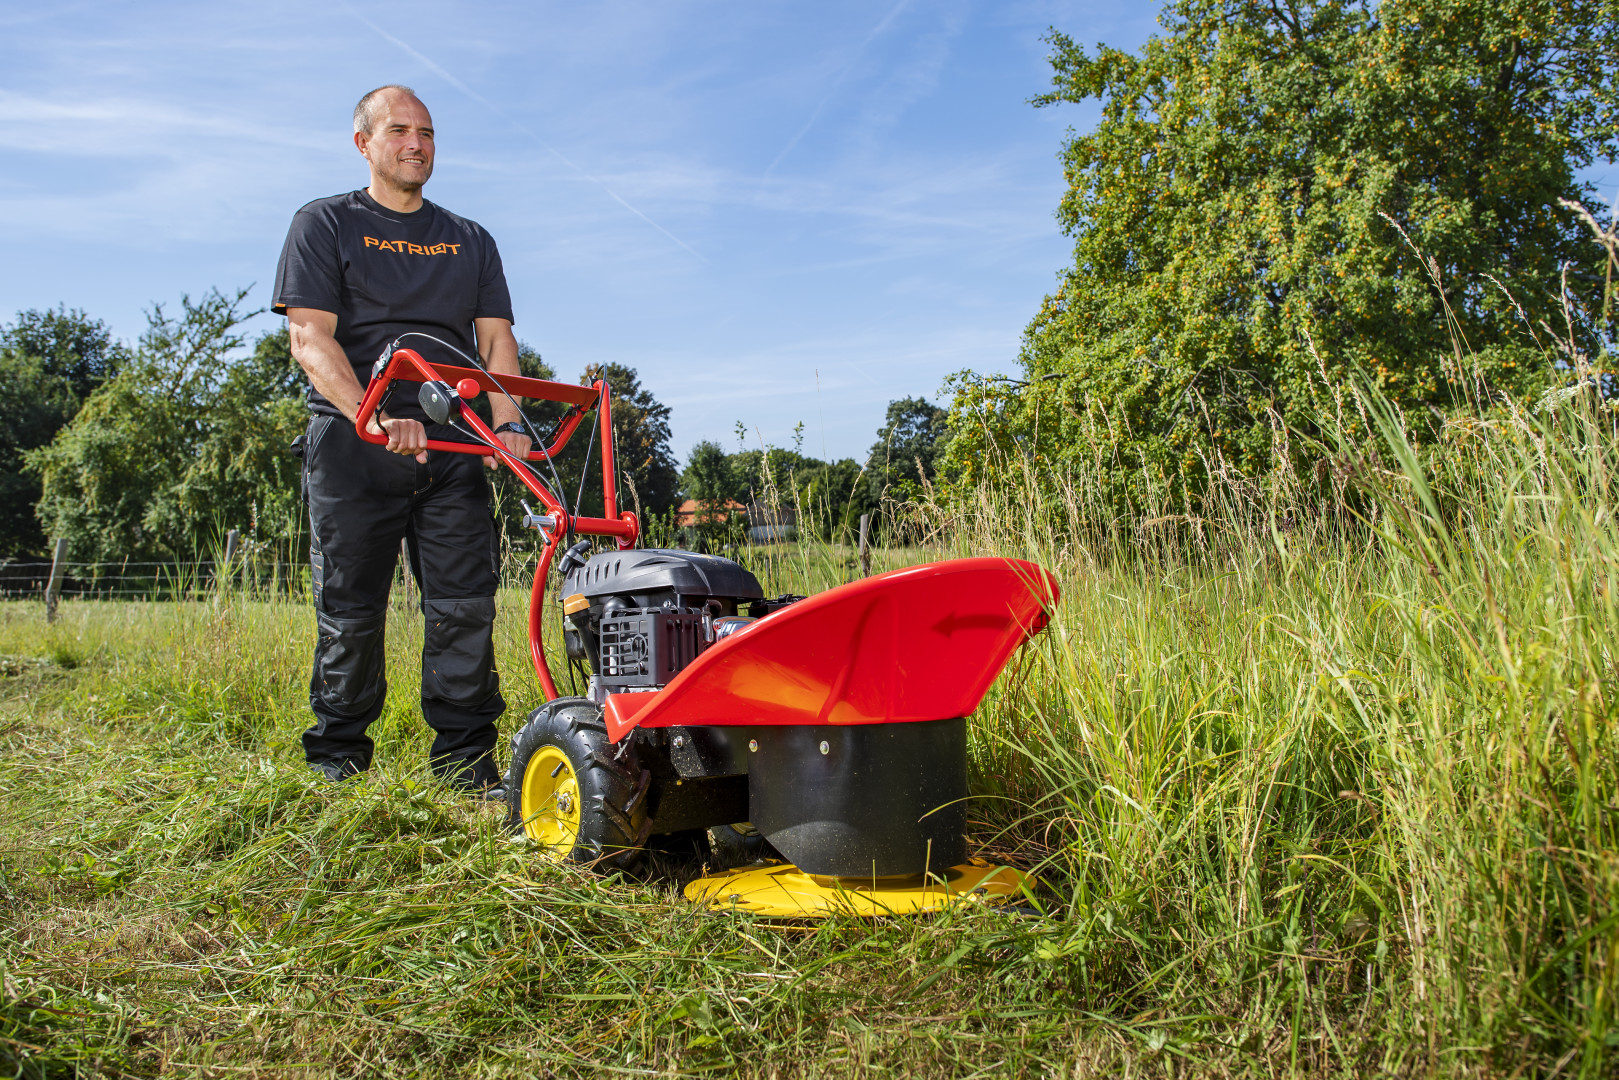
[354,347,641,699]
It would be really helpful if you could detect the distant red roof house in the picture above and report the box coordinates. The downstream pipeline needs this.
[675,499,747,527]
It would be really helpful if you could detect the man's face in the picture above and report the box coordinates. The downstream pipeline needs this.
[356,91,435,192]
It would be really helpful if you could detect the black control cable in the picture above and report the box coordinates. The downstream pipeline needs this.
[572,403,601,532]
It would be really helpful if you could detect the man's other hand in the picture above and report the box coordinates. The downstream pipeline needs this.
[372,414,428,463]
[490,430,532,469]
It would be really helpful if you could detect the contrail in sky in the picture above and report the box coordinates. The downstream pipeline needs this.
[766,0,912,175]
[344,5,710,264]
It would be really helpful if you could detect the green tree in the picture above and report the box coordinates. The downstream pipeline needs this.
[492,358,681,544]
[867,396,947,502]
[673,439,745,551]
[1,305,126,401]
[729,447,809,503]
[576,363,681,520]
[945,0,1619,506]
[157,327,308,549]
[793,456,873,540]
[29,289,308,562]
[0,308,127,557]
[681,439,744,517]
[679,435,877,544]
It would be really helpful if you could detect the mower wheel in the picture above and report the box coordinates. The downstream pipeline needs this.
[504,698,651,871]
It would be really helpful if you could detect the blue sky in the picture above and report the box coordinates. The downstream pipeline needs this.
[0,0,1159,463]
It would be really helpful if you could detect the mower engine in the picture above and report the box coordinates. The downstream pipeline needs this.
[556,548,795,697]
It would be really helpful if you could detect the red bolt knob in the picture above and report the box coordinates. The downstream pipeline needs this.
[455,378,480,400]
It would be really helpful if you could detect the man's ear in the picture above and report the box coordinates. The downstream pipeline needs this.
[354,130,369,159]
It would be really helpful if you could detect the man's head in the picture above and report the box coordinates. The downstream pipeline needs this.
[353,85,434,199]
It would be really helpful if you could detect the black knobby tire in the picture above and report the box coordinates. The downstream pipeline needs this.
[504,698,651,871]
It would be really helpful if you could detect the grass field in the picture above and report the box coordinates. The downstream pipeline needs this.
[2,395,1617,1078]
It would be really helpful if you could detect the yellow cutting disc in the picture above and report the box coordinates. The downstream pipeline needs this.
[684,859,1031,917]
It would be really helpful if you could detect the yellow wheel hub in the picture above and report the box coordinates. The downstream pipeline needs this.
[684,859,1031,918]
[520,745,582,854]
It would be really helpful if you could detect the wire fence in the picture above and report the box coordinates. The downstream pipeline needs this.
[0,515,870,609]
[0,554,544,605]
[0,559,315,602]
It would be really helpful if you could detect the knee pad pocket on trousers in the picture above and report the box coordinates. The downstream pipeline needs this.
[422,597,500,706]
[312,610,388,715]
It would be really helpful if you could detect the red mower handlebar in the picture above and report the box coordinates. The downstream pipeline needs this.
[355,346,640,699]
[355,349,601,466]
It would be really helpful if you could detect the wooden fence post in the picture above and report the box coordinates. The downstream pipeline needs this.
[45,537,68,622]
[212,529,242,601]
[858,514,871,578]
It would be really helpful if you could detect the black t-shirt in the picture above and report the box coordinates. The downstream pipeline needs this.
[272,189,514,419]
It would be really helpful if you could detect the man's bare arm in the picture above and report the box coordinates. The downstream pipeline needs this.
[475,316,531,467]
[287,307,427,463]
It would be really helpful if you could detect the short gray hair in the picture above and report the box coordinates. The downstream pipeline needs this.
[353,85,419,135]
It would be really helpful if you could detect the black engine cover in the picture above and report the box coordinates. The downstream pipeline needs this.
[563,549,763,607]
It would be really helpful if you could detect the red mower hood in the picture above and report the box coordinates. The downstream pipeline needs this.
[604,557,1060,741]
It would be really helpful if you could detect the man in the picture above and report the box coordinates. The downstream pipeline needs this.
[273,85,533,795]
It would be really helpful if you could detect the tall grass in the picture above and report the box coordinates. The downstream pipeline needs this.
[1,385,1615,1076]
[915,385,1619,1075]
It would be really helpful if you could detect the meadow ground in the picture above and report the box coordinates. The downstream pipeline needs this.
[2,398,1617,1078]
